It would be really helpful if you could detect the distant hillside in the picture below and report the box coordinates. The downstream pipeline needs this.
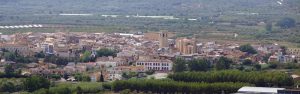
[0,0,299,17]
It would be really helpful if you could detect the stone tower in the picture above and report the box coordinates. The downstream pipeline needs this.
[159,32,168,48]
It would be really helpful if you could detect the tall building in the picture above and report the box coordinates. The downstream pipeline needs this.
[175,37,197,55]
[159,32,169,48]
[144,32,175,41]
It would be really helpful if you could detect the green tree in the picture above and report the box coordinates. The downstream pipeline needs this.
[23,76,50,92]
[0,82,15,92]
[254,64,261,70]
[77,86,82,94]
[242,59,253,65]
[269,62,278,69]
[173,58,187,72]
[239,44,257,54]
[80,51,92,62]
[96,48,117,57]
[215,57,233,70]
[4,64,14,76]
[265,22,272,32]
[34,51,45,58]
[188,59,210,71]
[276,17,296,29]
[100,72,104,82]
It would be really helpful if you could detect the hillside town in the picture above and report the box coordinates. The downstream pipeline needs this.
[0,31,299,82]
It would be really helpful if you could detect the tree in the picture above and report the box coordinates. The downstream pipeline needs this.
[0,82,15,92]
[100,71,104,82]
[145,70,155,75]
[4,64,14,76]
[34,51,45,58]
[215,57,233,70]
[238,44,257,54]
[74,73,91,82]
[168,70,294,87]
[242,59,253,65]
[254,64,261,70]
[96,48,117,57]
[23,76,50,92]
[188,59,210,71]
[173,58,187,72]
[77,86,82,94]
[269,62,278,69]
[80,51,92,62]
[276,17,296,29]
[265,22,272,32]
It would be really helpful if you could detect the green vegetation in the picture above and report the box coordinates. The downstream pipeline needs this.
[0,77,104,93]
[188,59,211,71]
[74,73,91,82]
[80,51,92,62]
[0,78,24,93]
[1,49,37,63]
[168,70,294,87]
[49,82,103,94]
[173,58,187,72]
[215,57,233,70]
[96,48,117,57]
[173,57,234,72]
[44,55,71,66]
[276,17,296,29]
[238,44,257,54]
[23,76,50,92]
[112,79,250,94]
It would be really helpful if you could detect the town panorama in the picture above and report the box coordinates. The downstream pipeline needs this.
[0,0,299,94]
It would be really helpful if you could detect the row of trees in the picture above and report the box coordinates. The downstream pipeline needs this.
[0,76,50,93]
[168,70,294,87]
[173,57,233,72]
[112,79,250,94]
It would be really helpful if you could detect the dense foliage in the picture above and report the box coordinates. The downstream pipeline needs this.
[276,17,296,29]
[0,78,24,93]
[1,49,37,63]
[173,57,233,72]
[188,59,211,71]
[238,44,257,54]
[173,58,187,72]
[112,79,250,94]
[96,48,117,57]
[23,76,50,92]
[74,73,91,82]
[168,70,294,87]
[215,57,233,70]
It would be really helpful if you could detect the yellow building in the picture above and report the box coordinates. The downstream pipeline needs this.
[175,37,197,55]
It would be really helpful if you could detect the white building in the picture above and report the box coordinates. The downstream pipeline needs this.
[136,59,173,71]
